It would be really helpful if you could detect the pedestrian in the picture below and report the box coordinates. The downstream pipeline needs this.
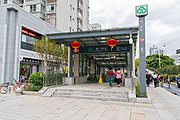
[108,67,114,87]
[159,74,164,87]
[146,71,151,87]
[115,68,122,87]
[152,73,158,87]
[167,75,171,88]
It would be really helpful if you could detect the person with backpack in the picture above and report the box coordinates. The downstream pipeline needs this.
[146,71,151,87]
[152,73,158,87]
[115,68,122,87]
[108,67,114,87]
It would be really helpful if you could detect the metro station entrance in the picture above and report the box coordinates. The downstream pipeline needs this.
[47,27,138,86]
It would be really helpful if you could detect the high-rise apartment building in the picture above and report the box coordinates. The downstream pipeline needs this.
[24,0,46,20]
[1,0,92,32]
[0,0,22,5]
[46,0,89,32]
[0,0,46,20]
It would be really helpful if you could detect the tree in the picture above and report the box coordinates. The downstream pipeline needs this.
[34,36,68,75]
[146,54,175,70]
[158,65,180,75]
[54,45,68,74]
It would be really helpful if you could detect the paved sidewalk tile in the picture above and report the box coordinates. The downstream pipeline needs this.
[0,85,180,120]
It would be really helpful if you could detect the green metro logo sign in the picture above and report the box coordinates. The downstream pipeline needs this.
[136,5,148,17]
[88,47,94,53]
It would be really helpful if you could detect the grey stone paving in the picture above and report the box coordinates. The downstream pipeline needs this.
[0,85,180,120]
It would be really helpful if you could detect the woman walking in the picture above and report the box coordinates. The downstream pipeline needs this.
[115,68,122,87]
[108,68,114,87]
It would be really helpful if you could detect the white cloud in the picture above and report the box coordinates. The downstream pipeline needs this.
[89,0,180,55]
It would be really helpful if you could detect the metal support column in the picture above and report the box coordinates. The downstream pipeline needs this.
[139,16,146,93]
[69,47,73,77]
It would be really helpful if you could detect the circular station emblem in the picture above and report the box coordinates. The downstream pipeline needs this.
[88,47,94,53]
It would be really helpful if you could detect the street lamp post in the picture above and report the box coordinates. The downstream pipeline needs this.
[129,34,133,93]
[158,50,161,68]
[154,45,165,68]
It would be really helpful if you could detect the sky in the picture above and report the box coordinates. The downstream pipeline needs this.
[89,0,180,56]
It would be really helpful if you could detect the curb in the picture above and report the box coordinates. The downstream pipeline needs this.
[136,94,152,104]
[22,91,40,96]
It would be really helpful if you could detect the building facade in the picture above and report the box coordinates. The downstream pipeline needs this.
[149,46,164,55]
[23,0,46,20]
[46,0,89,32]
[0,4,60,84]
[1,0,92,32]
[171,49,180,65]
[88,23,101,30]
[170,54,180,65]
[176,49,180,54]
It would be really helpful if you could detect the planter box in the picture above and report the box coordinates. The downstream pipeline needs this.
[125,78,137,87]
[63,77,75,85]
[74,76,88,84]
[136,94,152,104]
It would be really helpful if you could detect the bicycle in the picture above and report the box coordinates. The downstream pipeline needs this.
[12,78,26,94]
[0,82,10,94]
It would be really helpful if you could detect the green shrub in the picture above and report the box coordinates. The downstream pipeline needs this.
[163,74,168,80]
[29,85,42,91]
[169,75,176,82]
[135,81,140,97]
[24,85,42,91]
[29,72,44,87]
[88,74,98,83]
[45,72,64,86]
[135,81,147,98]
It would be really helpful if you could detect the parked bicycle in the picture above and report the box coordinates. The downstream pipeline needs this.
[0,82,10,94]
[12,78,26,94]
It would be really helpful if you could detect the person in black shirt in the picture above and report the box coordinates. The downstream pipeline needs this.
[146,71,151,87]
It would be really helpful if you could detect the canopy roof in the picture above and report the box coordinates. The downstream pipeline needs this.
[46,27,138,68]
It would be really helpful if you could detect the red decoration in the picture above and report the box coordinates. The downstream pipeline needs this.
[71,41,80,53]
[107,39,117,50]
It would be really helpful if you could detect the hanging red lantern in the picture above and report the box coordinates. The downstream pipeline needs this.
[71,41,80,53]
[107,39,117,50]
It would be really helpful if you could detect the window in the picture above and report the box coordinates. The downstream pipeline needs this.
[21,34,39,51]
[21,27,42,51]
[4,0,7,4]
[46,4,56,13]
[30,4,43,12]
[46,17,56,27]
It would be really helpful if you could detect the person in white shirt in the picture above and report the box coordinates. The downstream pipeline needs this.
[115,68,122,87]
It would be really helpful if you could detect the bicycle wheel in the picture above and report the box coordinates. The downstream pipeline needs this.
[0,87,8,94]
[12,84,18,92]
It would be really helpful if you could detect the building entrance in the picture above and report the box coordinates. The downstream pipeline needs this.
[47,27,138,83]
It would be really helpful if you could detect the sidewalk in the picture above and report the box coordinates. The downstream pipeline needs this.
[147,86,180,120]
[0,85,180,120]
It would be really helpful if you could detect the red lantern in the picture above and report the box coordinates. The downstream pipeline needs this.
[71,41,80,53]
[107,39,117,50]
